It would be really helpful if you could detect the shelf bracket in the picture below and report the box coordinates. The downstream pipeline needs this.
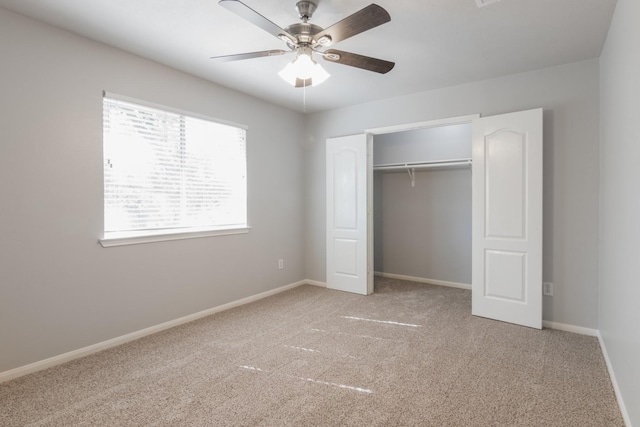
[406,167,415,187]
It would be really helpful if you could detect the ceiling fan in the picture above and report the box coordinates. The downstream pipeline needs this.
[211,0,395,87]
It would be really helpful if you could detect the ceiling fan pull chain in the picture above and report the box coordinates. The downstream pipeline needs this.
[303,79,307,112]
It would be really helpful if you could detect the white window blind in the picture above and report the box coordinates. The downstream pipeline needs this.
[102,94,247,241]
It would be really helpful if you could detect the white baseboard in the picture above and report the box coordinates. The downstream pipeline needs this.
[540,322,631,425]
[541,320,599,337]
[304,279,327,288]
[597,332,633,427]
[374,271,472,290]
[0,279,309,384]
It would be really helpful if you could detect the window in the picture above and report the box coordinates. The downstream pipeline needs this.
[101,93,248,246]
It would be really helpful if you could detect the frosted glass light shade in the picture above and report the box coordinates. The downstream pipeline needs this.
[278,53,330,87]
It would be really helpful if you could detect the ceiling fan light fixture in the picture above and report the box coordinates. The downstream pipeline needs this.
[278,49,330,87]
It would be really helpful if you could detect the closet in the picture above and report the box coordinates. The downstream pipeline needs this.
[327,108,542,328]
[373,123,473,288]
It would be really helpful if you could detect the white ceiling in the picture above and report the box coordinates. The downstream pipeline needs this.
[0,0,617,113]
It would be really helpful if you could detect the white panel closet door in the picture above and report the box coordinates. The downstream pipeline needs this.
[472,109,543,329]
[326,134,372,295]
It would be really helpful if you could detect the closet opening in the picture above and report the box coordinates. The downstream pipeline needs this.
[372,122,473,290]
[327,110,541,327]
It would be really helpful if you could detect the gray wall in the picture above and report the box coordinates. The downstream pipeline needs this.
[374,168,472,284]
[0,9,306,373]
[599,0,640,423]
[305,58,601,329]
[373,124,472,165]
[373,125,472,283]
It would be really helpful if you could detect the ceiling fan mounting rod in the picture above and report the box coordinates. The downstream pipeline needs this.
[296,0,317,22]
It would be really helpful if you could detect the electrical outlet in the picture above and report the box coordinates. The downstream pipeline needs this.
[543,282,553,296]
[278,259,284,270]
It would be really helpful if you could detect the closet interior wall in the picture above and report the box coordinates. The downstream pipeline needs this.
[373,124,473,286]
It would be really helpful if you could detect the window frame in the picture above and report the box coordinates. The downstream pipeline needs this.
[99,91,250,248]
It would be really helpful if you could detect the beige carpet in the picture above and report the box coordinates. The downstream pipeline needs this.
[0,278,625,426]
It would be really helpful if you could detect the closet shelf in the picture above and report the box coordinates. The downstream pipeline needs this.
[373,158,472,187]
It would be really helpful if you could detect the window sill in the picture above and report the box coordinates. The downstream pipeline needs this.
[99,226,251,248]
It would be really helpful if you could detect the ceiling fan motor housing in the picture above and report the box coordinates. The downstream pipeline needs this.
[285,22,322,46]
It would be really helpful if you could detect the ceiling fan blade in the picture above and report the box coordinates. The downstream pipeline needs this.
[210,49,288,62]
[313,4,390,47]
[322,49,395,74]
[218,0,297,45]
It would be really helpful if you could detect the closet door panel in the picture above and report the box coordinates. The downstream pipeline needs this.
[326,134,372,295]
[472,108,543,329]
[485,130,526,239]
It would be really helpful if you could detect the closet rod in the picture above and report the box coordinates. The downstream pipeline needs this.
[373,158,472,171]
